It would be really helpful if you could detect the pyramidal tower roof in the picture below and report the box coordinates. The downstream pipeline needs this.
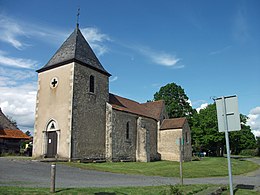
[37,26,111,76]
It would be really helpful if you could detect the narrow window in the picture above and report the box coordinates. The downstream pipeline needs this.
[126,122,130,139]
[89,75,95,93]
[185,132,188,143]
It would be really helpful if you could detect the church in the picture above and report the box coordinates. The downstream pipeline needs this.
[32,24,192,162]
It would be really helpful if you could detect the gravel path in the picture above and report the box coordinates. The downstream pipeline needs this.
[0,157,259,188]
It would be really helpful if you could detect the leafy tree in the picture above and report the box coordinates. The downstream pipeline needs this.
[192,103,257,156]
[191,103,225,156]
[229,115,256,155]
[153,82,195,119]
[256,137,260,156]
[25,130,31,137]
[6,115,18,128]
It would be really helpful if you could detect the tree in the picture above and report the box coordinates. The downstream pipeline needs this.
[257,137,260,156]
[192,103,257,156]
[6,115,18,128]
[229,115,256,155]
[153,82,195,119]
[25,130,31,137]
[191,103,225,156]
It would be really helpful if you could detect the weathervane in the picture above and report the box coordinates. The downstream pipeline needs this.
[76,8,80,28]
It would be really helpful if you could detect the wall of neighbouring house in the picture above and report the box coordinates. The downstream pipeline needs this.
[158,128,182,161]
[158,123,192,162]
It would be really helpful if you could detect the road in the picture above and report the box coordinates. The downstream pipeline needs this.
[0,157,259,188]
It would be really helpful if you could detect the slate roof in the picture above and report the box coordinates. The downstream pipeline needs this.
[0,129,30,139]
[109,93,165,121]
[160,117,187,130]
[37,26,110,76]
[0,108,19,130]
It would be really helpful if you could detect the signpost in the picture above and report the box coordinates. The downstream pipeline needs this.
[179,137,183,185]
[176,137,184,185]
[215,95,241,195]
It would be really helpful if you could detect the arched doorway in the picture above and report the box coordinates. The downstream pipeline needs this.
[45,120,59,158]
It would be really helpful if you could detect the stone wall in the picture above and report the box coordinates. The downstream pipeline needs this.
[137,117,158,161]
[158,121,192,162]
[136,117,150,162]
[106,108,158,162]
[158,129,182,161]
[182,121,192,161]
[109,109,137,161]
[71,62,109,160]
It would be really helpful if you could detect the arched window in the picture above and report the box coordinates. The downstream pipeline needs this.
[89,75,95,93]
[46,120,58,131]
[126,122,130,139]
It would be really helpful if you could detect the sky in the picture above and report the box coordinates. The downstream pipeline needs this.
[0,0,259,136]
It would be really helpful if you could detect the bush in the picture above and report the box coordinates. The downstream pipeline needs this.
[192,156,201,161]
[239,149,257,156]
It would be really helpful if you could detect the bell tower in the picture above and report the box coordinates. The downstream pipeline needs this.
[33,25,111,160]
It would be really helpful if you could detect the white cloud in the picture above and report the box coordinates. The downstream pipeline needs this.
[0,83,37,131]
[209,45,232,55]
[137,46,181,67]
[187,99,192,107]
[247,106,260,137]
[0,67,35,80]
[110,76,118,82]
[0,51,38,69]
[81,27,111,56]
[232,5,250,43]
[0,14,68,49]
[196,103,209,113]
[0,15,26,49]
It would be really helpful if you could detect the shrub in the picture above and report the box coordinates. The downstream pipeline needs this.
[239,149,257,156]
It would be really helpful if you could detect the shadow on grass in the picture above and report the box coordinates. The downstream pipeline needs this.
[55,189,126,195]
[55,188,74,193]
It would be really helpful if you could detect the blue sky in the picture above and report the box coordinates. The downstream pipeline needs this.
[0,0,259,136]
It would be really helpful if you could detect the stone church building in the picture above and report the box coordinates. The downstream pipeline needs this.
[33,25,192,162]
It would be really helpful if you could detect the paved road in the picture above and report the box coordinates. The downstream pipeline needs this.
[0,157,259,188]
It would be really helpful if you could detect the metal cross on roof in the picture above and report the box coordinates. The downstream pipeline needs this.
[76,8,80,28]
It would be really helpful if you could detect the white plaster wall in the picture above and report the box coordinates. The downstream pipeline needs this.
[33,63,74,159]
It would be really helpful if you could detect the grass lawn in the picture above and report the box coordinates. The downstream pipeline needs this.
[61,157,259,178]
[0,184,222,195]
[1,185,259,195]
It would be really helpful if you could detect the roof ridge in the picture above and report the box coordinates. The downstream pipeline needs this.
[109,93,141,105]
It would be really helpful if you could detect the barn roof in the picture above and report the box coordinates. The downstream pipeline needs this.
[37,26,110,76]
[109,93,165,121]
[0,108,19,130]
[0,129,30,139]
[160,117,187,130]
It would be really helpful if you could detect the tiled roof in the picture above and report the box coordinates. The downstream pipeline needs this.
[37,26,110,76]
[160,117,187,130]
[0,108,19,130]
[141,101,165,121]
[109,93,164,120]
[0,129,30,139]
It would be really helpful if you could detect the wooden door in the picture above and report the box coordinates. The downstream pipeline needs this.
[47,131,57,158]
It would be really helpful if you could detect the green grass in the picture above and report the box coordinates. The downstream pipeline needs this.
[61,157,259,178]
[0,184,220,195]
[1,185,259,195]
